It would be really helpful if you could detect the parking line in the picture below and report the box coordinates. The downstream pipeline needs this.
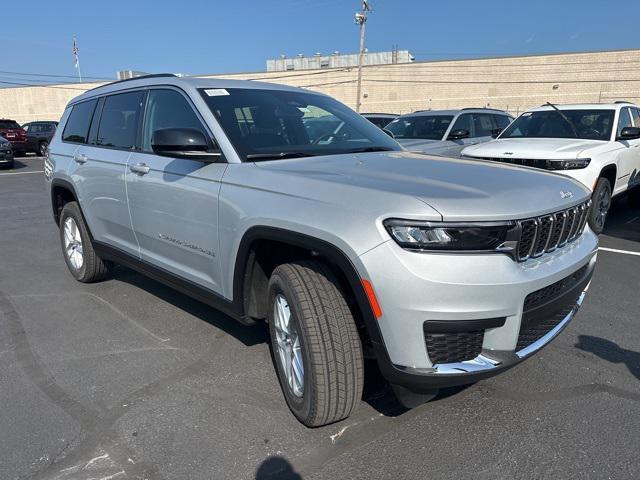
[598,247,640,257]
[0,170,44,176]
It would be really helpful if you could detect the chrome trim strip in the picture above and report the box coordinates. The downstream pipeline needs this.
[432,354,502,374]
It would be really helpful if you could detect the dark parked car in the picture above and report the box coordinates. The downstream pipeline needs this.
[362,113,398,130]
[0,119,28,156]
[0,134,14,169]
[22,121,58,156]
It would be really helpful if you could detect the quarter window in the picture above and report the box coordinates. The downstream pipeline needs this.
[142,89,208,152]
[97,91,144,149]
[617,107,633,138]
[62,99,98,144]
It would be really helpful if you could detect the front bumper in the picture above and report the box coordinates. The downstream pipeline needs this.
[0,148,14,162]
[357,228,598,392]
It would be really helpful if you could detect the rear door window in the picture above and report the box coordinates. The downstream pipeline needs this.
[97,91,144,149]
[62,99,98,143]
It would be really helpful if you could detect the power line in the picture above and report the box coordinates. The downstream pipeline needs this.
[0,80,92,91]
[0,69,111,80]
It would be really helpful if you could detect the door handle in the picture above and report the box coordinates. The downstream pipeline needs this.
[129,163,150,175]
[73,154,88,164]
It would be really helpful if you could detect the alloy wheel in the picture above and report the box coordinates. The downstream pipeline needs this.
[63,217,84,270]
[273,294,304,397]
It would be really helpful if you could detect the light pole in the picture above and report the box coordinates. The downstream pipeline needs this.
[354,1,371,113]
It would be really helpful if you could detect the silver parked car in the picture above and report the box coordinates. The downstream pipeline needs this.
[46,75,597,426]
[386,108,513,157]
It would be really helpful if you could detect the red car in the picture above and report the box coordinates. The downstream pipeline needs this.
[0,119,28,156]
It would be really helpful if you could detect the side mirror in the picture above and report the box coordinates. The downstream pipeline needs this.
[151,128,222,161]
[448,129,470,140]
[491,128,503,139]
[617,126,640,141]
[383,128,395,139]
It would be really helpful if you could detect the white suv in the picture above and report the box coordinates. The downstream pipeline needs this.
[462,102,640,233]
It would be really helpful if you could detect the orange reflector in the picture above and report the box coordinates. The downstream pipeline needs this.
[361,279,383,319]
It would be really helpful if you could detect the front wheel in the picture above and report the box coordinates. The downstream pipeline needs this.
[588,177,612,234]
[267,261,364,427]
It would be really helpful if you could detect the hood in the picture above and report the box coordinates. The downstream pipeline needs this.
[254,151,590,222]
[462,137,604,159]
[396,138,441,149]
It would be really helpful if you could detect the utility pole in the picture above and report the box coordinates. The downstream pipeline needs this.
[354,1,371,113]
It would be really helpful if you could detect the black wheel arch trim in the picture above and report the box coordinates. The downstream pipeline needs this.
[50,178,79,225]
[232,226,399,382]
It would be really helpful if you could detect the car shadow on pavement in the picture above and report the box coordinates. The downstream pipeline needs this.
[575,335,640,381]
[361,359,469,417]
[111,266,269,347]
[112,266,469,416]
[3,159,28,170]
[603,194,640,243]
[255,456,302,480]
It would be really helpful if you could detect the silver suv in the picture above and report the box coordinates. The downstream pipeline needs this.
[386,108,514,157]
[46,74,598,427]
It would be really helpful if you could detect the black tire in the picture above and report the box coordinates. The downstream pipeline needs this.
[38,141,48,157]
[628,185,640,208]
[588,177,612,234]
[267,261,364,427]
[59,201,112,282]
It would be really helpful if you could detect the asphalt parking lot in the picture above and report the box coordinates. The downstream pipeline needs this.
[1,156,639,480]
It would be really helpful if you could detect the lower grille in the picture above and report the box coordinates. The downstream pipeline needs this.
[517,265,589,351]
[425,330,484,364]
[524,265,588,311]
[516,305,573,351]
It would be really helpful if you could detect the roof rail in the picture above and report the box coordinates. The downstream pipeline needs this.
[84,73,178,94]
[460,107,507,113]
[614,100,633,104]
[362,112,399,116]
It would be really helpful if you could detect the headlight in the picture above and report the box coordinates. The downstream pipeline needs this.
[546,158,591,170]
[384,219,513,251]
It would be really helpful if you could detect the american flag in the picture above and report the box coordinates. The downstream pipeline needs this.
[73,37,79,68]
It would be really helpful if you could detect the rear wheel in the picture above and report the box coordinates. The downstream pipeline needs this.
[59,201,112,282]
[588,177,612,234]
[267,261,364,427]
[38,141,48,157]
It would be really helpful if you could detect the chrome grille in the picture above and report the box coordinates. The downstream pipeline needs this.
[515,200,591,262]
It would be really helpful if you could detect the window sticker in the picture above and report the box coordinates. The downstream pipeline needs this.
[205,89,230,96]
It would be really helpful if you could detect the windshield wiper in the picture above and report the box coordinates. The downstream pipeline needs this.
[545,102,578,138]
[345,146,396,154]
[245,152,316,161]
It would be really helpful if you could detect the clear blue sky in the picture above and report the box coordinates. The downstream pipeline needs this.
[3,0,639,82]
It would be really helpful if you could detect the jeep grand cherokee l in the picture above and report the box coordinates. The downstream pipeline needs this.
[46,74,598,426]
[462,102,640,233]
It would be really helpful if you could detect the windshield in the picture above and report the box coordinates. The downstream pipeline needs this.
[199,88,401,160]
[385,115,453,140]
[500,109,615,141]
